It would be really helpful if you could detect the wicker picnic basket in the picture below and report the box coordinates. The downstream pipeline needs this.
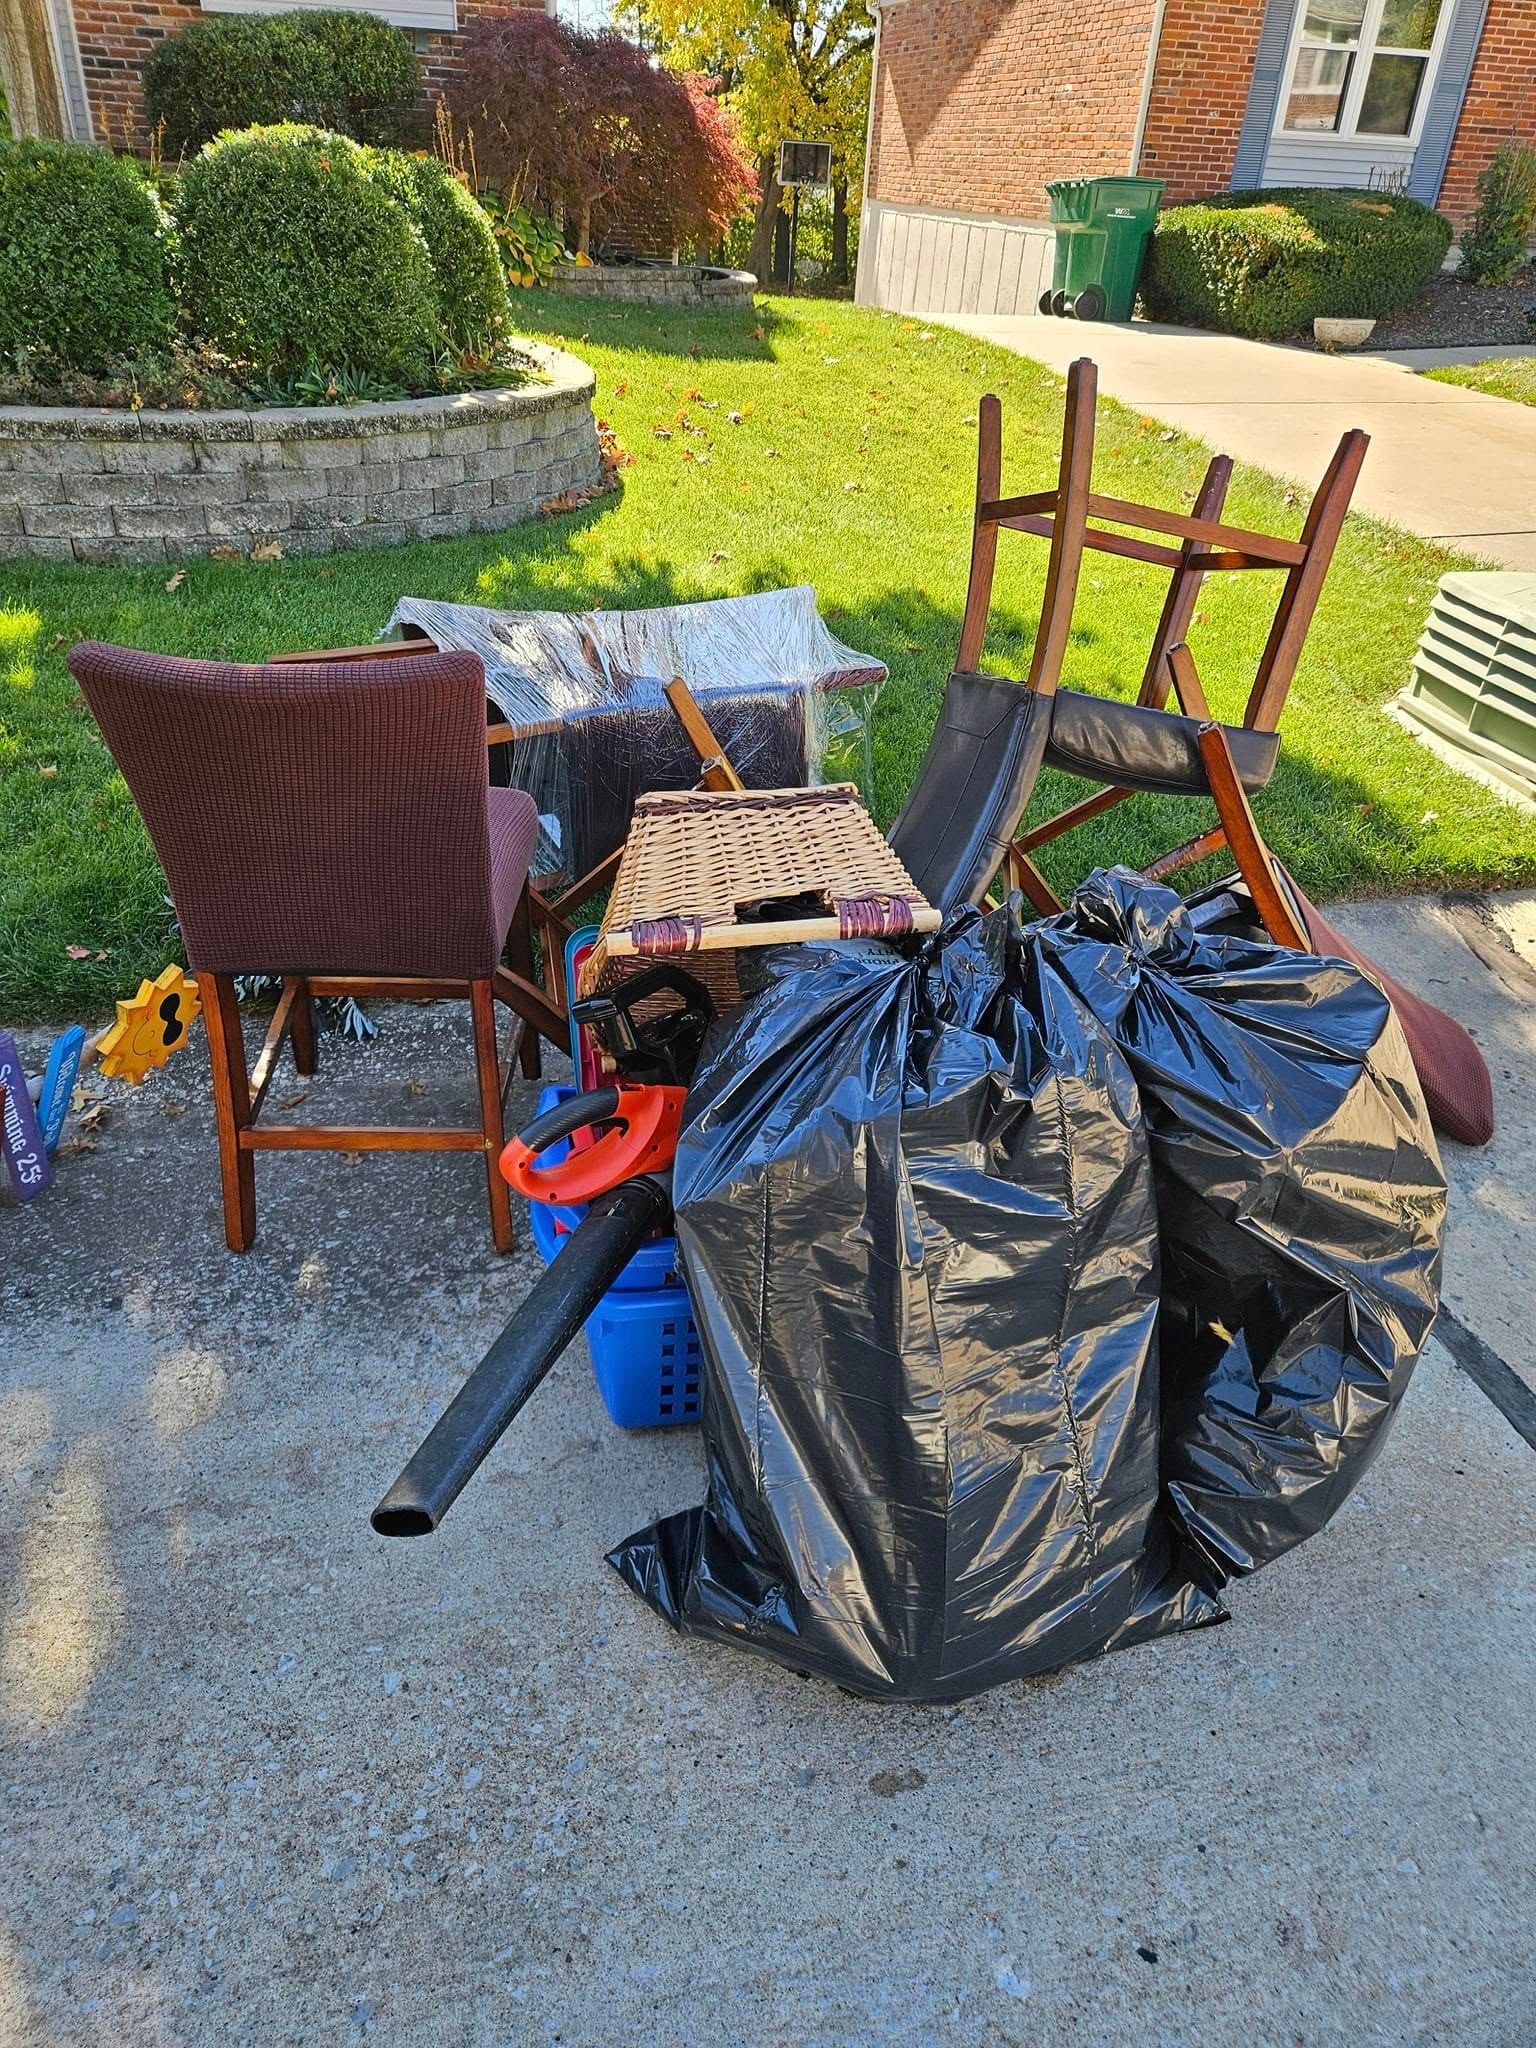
[578,784,940,1013]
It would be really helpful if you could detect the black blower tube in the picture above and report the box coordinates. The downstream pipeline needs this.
[371,1176,672,1538]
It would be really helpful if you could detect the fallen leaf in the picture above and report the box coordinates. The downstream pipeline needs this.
[843,481,864,493]
[165,569,186,592]
[1158,428,1177,443]
[251,540,284,562]
[65,944,92,960]
[612,380,628,398]
[208,544,240,562]
[162,1099,190,1120]
[280,1091,310,1111]
[710,549,729,563]
[404,1079,427,1099]
[77,1100,112,1134]
[727,411,746,426]
[764,448,780,459]
[751,325,766,341]
[653,425,673,440]
[38,763,57,778]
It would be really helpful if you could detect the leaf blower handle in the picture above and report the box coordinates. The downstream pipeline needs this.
[500,1084,686,1207]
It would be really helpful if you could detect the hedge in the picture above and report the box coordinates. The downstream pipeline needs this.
[1142,187,1453,340]
[0,139,174,370]
[174,126,437,380]
[145,10,420,157]
[365,150,510,352]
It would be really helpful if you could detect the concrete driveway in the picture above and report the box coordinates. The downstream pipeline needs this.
[2,893,1534,2047]
[941,314,1536,570]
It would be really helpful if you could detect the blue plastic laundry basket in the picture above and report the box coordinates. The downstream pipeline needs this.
[526,1085,702,1428]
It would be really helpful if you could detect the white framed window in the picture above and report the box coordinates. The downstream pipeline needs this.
[200,0,459,35]
[1278,0,1453,145]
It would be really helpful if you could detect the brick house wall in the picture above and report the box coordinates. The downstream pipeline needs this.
[72,0,546,154]
[867,0,1159,222]
[859,0,1531,318]
[1136,0,1270,203]
[1438,0,1536,223]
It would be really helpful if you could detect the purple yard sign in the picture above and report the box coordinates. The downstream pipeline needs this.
[0,1032,52,1201]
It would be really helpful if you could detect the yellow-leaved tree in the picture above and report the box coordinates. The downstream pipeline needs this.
[626,0,875,285]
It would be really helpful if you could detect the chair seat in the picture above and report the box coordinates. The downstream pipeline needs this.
[1045,690,1281,798]
[488,786,541,954]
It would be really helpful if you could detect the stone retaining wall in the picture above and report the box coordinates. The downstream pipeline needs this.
[551,263,757,308]
[0,342,601,567]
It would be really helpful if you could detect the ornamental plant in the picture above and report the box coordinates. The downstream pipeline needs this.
[365,149,511,350]
[0,138,174,370]
[1143,187,1453,340]
[1457,144,1536,286]
[145,10,421,156]
[445,11,754,255]
[173,126,437,380]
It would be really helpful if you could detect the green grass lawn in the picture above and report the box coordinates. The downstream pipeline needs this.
[5,290,1535,1023]
[1422,355,1536,407]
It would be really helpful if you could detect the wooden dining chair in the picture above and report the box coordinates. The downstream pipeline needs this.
[69,642,568,1254]
[959,358,1369,946]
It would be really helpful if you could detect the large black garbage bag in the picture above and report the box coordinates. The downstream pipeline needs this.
[1039,870,1445,1587]
[609,874,1444,1699]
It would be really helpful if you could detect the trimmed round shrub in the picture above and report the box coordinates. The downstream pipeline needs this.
[0,139,174,370]
[173,126,436,379]
[1143,187,1453,340]
[365,151,510,352]
[145,10,420,157]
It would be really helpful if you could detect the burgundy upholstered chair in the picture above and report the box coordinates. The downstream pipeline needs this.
[69,641,566,1253]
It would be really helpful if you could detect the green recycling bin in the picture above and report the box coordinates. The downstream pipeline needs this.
[1040,176,1164,322]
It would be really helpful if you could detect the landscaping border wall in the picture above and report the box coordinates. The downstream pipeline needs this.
[0,342,601,566]
[551,263,756,307]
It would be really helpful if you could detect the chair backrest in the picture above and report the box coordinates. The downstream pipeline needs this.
[69,642,503,979]
[886,671,1053,913]
[955,358,1369,733]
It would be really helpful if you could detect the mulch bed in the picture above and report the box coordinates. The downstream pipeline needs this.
[1360,268,1536,350]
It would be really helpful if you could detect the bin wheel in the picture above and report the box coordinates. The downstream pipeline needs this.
[1038,288,1056,317]
[1050,290,1068,318]
[1072,285,1106,322]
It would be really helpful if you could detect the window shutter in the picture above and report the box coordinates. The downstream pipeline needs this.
[1230,0,1301,190]
[1409,0,1490,206]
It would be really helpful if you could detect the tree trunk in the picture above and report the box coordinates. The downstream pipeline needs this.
[831,177,849,288]
[773,206,791,286]
[576,195,592,258]
[0,0,69,137]
[747,154,781,285]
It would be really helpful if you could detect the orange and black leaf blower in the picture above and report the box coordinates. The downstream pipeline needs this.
[371,967,713,1539]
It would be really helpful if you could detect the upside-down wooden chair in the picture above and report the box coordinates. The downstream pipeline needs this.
[69,642,570,1254]
[928,356,1369,945]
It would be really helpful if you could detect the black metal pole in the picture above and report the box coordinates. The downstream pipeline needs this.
[788,185,801,296]
[372,1176,672,1538]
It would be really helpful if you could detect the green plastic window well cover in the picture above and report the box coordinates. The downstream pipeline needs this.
[1393,571,1536,806]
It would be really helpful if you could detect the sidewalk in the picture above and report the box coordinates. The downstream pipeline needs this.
[941,314,1536,570]
[1,892,1533,2045]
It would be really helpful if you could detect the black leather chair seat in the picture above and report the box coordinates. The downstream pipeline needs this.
[1045,689,1280,798]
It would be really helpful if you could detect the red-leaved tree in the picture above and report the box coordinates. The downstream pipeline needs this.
[446,14,754,257]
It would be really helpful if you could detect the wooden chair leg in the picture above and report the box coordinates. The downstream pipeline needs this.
[1196,724,1309,949]
[956,393,1004,673]
[507,893,542,1081]
[199,971,257,1252]
[1006,844,1066,917]
[470,977,515,1254]
[287,976,318,1077]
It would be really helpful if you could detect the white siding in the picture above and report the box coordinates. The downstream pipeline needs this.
[1261,133,1416,188]
[201,0,458,33]
[856,200,1054,320]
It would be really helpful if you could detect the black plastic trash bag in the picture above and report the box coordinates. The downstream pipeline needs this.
[609,872,1444,1700]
